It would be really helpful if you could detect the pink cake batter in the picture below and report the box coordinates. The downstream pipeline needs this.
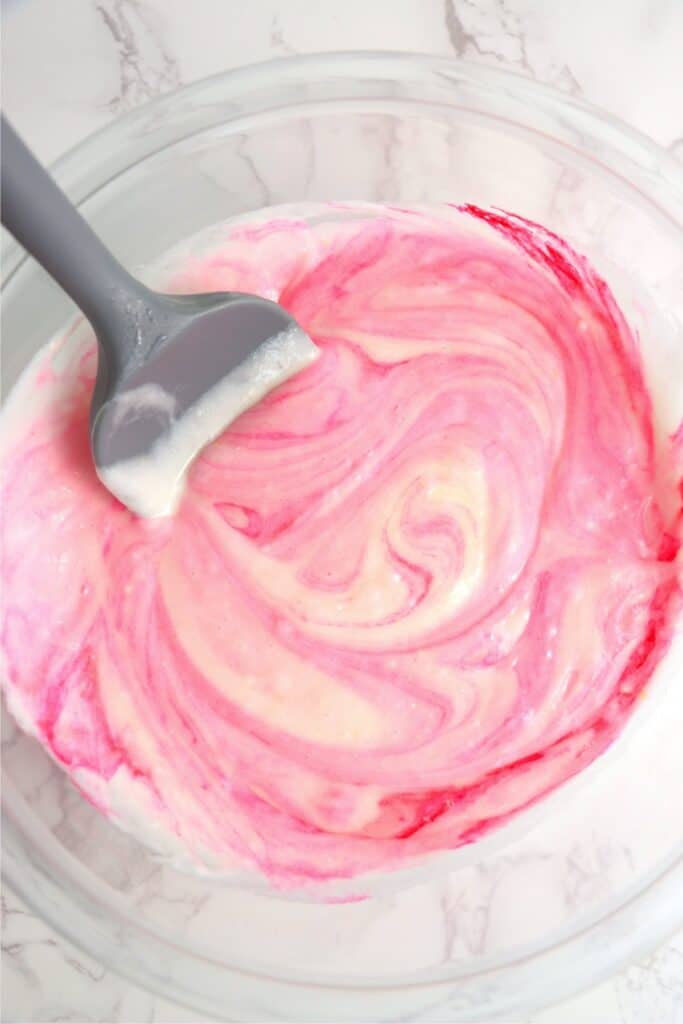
[1,204,681,888]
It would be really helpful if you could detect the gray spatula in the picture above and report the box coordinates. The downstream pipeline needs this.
[0,116,319,517]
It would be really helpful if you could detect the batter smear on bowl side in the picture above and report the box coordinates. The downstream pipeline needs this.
[1,204,681,888]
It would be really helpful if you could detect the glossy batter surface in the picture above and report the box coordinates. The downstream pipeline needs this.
[1,204,681,887]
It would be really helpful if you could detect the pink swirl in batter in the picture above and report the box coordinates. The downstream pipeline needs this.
[1,204,681,887]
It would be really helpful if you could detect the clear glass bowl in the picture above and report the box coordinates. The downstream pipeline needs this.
[2,53,682,1022]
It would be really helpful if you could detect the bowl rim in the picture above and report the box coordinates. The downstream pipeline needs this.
[2,51,682,253]
[2,49,682,1016]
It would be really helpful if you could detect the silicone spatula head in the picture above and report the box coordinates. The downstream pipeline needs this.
[91,292,318,516]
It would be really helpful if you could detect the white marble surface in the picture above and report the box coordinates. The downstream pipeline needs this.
[2,1,683,1022]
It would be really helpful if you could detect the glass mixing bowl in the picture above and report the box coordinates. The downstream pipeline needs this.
[2,53,682,1022]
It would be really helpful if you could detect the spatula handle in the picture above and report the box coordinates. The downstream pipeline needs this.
[0,116,144,334]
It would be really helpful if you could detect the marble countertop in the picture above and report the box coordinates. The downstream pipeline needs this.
[2,1,682,1022]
